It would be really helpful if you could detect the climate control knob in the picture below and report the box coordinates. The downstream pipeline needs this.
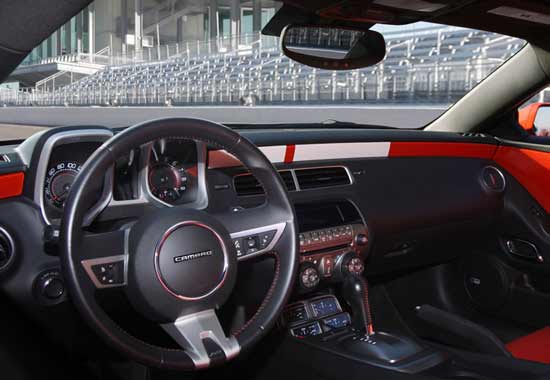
[346,257,365,275]
[299,264,320,289]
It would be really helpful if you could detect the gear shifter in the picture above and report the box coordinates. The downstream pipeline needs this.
[342,274,374,335]
[339,273,424,364]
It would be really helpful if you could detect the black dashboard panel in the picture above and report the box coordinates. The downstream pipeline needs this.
[207,155,503,275]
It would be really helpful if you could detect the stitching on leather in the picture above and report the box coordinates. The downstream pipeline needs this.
[360,276,374,331]
[79,132,280,360]
[232,252,281,336]
[106,314,185,353]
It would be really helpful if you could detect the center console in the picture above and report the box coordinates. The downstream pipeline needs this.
[276,200,550,380]
[294,201,369,290]
[283,200,446,374]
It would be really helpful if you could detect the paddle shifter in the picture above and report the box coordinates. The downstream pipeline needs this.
[342,274,374,335]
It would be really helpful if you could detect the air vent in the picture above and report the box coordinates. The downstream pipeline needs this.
[234,174,263,196]
[0,154,8,163]
[460,132,486,138]
[295,167,351,190]
[234,170,296,196]
[0,227,14,271]
[279,171,297,192]
[480,166,505,193]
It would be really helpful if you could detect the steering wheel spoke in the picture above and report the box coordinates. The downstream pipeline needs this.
[161,309,240,369]
[80,228,129,289]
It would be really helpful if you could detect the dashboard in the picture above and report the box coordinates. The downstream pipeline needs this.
[0,124,512,323]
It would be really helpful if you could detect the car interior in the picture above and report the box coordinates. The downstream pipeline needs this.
[3,1,550,380]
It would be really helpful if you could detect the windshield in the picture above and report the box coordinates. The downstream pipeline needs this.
[0,0,525,139]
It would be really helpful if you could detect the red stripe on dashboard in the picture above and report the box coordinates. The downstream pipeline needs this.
[0,172,24,200]
[494,146,550,212]
[284,144,296,163]
[389,142,497,159]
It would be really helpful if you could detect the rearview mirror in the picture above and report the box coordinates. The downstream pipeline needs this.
[281,24,386,70]
[519,102,550,137]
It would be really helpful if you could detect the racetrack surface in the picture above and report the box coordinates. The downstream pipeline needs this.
[0,105,447,140]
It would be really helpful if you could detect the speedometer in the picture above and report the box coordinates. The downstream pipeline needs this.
[44,161,82,209]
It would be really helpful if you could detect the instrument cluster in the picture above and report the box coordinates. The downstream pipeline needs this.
[42,141,104,220]
[146,138,198,205]
[40,134,201,224]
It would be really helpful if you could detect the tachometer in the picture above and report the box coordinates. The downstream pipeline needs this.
[44,161,82,209]
[148,163,189,203]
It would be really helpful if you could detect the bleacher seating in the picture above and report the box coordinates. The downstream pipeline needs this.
[2,25,525,107]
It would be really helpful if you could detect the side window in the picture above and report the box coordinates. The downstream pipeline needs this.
[518,88,550,137]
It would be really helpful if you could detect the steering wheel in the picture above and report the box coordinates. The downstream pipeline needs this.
[59,118,298,370]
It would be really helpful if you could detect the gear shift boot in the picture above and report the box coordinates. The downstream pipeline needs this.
[340,331,423,363]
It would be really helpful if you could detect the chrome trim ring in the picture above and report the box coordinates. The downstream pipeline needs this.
[154,221,229,301]
[480,165,506,193]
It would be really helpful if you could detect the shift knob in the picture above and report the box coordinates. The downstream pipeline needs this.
[342,274,374,334]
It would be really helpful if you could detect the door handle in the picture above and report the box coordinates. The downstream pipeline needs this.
[503,238,544,263]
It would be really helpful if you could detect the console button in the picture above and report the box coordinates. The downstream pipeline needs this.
[233,238,244,257]
[259,230,276,249]
[285,304,308,324]
[323,313,351,330]
[321,256,335,277]
[91,261,124,285]
[291,322,322,337]
[244,236,259,254]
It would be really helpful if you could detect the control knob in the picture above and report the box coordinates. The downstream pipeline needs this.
[299,264,320,290]
[346,256,365,275]
[34,269,65,304]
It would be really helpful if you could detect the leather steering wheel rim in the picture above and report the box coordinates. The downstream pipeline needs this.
[60,118,298,370]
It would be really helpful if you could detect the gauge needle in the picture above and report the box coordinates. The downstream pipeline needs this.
[55,186,71,200]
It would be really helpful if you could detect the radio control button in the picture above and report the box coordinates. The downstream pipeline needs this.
[259,230,276,249]
[321,256,335,277]
[233,238,244,257]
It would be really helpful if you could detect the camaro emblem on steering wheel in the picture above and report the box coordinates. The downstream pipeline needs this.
[173,249,214,263]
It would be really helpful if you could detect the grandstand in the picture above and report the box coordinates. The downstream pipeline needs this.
[0,25,527,107]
